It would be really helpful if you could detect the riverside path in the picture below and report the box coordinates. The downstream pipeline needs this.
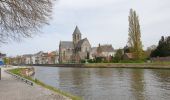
[0,67,71,100]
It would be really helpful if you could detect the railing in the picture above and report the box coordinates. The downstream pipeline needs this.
[5,70,34,86]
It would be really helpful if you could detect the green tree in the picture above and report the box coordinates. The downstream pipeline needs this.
[0,0,55,43]
[146,45,157,58]
[113,49,123,63]
[151,36,170,57]
[128,9,143,59]
[3,58,9,65]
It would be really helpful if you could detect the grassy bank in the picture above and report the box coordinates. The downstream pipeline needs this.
[30,62,170,69]
[84,62,170,69]
[9,68,81,100]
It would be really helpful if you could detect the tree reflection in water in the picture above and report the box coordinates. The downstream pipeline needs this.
[130,69,146,100]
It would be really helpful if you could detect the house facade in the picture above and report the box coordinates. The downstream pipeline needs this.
[90,44,115,61]
[33,51,59,64]
[22,54,32,64]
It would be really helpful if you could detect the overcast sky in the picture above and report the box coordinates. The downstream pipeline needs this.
[1,0,170,56]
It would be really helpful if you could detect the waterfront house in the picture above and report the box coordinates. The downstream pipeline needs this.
[48,51,59,64]
[91,44,115,61]
[22,54,33,64]
[90,47,98,59]
[34,51,49,64]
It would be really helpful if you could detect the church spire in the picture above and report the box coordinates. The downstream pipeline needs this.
[73,26,81,35]
[73,26,82,46]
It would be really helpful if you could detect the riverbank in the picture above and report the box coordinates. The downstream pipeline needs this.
[30,62,170,69]
[0,67,73,100]
[7,67,81,100]
[84,63,170,69]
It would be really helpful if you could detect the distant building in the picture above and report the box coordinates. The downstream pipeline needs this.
[33,51,49,64]
[59,26,91,63]
[122,46,135,60]
[91,44,115,61]
[90,47,98,59]
[22,54,32,64]
[48,51,59,64]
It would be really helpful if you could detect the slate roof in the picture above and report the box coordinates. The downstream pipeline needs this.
[22,54,33,57]
[99,45,114,52]
[90,47,97,53]
[73,26,81,35]
[76,38,88,48]
[35,51,43,55]
[60,41,73,49]
[124,53,134,59]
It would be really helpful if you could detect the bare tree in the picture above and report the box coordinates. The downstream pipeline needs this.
[128,9,143,59]
[146,45,157,57]
[0,0,55,43]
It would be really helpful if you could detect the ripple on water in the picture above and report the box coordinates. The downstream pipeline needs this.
[34,67,170,100]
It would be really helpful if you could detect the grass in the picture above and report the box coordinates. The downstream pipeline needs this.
[9,68,82,100]
[83,62,170,69]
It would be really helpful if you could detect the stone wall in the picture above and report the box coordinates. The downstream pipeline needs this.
[151,57,170,62]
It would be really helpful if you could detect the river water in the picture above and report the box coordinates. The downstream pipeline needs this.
[33,66,170,100]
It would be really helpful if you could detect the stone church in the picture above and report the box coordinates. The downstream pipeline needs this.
[59,26,91,63]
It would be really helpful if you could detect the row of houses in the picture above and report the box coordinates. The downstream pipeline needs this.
[9,51,59,65]
[8,44,116,65]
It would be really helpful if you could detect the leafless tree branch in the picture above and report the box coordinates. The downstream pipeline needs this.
[0,0,55,43]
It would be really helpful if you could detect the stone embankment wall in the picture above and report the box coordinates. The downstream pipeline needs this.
[26,63,170,69]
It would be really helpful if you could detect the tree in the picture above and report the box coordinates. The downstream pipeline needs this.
[146,45,157,57]
[113,49,123,63]
[0,0,54,43]
[151,36,170,57]
[128,9,143,59]
[3,57,9,65]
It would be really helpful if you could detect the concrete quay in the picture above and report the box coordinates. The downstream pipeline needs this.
[0,67,71,100]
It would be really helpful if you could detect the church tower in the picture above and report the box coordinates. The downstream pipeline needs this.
[73,26,82,46]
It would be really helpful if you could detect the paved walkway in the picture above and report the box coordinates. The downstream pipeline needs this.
[0,67,71,100]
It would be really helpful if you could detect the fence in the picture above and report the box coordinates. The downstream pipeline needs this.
[151,57,170,62]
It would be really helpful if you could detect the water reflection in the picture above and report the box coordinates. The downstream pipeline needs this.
[58,68,89,97]
[34,67,170,100]
[150,69,170,91]
[130,69,145,100]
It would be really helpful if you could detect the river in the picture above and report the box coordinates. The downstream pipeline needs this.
[33,66,170,100]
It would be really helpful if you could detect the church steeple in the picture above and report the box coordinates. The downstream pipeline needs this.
[73,26,82,46]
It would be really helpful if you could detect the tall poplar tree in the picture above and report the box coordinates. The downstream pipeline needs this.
[128,9,143,59]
